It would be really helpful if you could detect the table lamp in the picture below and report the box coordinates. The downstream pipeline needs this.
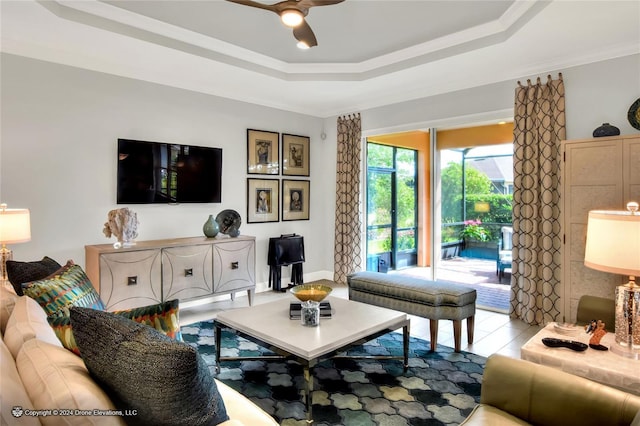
[584,201,640,359]
[0,203,31,281]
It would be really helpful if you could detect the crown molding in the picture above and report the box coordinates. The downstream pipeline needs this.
[45,0,549,81]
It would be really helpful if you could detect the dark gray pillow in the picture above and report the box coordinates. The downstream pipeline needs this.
[69,307,228,426]
[6,256,61,296]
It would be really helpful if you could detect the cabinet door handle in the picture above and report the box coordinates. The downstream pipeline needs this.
[127,276,138,286]
[184,268,193,277]
[231,262,239,270]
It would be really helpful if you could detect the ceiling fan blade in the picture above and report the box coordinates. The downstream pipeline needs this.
[298,0,345,7]
[226,0,279,13]
[293,19,317,47]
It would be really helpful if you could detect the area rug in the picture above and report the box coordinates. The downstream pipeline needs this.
[181,320,486,426]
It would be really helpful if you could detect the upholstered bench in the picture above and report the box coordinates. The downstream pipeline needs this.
[347,271,476,352]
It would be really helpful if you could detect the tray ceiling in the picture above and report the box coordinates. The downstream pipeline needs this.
[1,1,638,117]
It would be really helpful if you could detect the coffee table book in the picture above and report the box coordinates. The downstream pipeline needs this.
[289,301,332,320]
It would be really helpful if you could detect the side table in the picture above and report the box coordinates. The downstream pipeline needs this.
[521,323,640,395]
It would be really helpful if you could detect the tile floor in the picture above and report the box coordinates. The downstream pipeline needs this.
[181,281,542,360]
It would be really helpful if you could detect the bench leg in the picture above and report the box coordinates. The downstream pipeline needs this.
[429,319,438,352]
[467,316,475,344]
[452,320,462,352]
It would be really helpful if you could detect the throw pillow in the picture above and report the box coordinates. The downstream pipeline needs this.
[70,307,229,426]
[16,339,126,426]
[22,261,105,319]
[6,256,61,296]
[4,295,62,359]
[49,299,182,355]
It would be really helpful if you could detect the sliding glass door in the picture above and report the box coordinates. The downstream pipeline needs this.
[366,143,418,272]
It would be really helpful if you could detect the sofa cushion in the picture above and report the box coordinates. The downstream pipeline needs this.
[4,296,62,359]
[70,307,229,426]
[1,336,40,426]
[49,299,182,355]
[6,256,62,296]
[16,338,126,426]
[0,284,19,335]
[22,261,105,319]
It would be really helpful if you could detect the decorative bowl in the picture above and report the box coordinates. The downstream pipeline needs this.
[290,284,333,302]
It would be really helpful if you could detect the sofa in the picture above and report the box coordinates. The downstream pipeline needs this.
[462,354,640,426]
[1,283,278,426]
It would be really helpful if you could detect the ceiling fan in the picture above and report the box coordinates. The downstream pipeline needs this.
[226,0,345,49]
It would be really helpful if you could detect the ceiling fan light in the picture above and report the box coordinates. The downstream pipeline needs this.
[296,41,310,50]
[281,9,303,27]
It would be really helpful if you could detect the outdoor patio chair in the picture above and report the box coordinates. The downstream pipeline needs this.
[496,226,513,283]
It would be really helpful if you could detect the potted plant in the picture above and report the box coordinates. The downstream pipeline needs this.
[460,220,496,259]
[460,219,489,243]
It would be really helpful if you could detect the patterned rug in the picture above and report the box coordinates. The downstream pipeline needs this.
[181,320,486,426]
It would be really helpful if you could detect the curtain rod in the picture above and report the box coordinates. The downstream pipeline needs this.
[517,72,563,87]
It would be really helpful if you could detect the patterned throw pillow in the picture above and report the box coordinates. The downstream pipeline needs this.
[49,299,182,355]
[22,261,105,318]
[6,256,62,296]
[113,299,182,341]
[70,307,229,426]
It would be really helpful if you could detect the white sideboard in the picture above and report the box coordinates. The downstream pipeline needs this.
[85,235,255,310]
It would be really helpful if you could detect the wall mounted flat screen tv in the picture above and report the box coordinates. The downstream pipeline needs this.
[117,139,222,204]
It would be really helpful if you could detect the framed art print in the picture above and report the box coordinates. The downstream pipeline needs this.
[282,179,310,221]
[247,178,279,223]
[247,129,279,175]
[282,133,310,176]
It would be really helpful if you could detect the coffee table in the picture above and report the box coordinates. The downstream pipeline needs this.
[214,296,410,423]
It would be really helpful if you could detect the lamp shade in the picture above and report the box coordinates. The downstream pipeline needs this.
[0,207,31,244]
[584,210,640,276]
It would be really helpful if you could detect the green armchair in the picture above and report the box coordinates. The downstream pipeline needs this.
[462,354,640,426]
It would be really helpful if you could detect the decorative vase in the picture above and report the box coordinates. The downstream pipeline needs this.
[592,123,620,138]
[203,215,219,238]
[301,301,320,327]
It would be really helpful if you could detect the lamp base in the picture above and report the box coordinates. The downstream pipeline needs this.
[0,245,13,282]
[610,342,640,360]
[613,280,640,359]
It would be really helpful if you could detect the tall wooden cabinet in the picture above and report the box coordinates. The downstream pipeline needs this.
[561,135,640,322]
[85,235,255,310]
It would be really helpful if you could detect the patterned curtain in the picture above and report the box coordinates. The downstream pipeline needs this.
[333,113,362,284]
[511,74,566,325]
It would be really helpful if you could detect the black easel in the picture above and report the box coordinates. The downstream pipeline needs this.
[267,234,305,292]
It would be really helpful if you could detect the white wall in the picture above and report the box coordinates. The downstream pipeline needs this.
[358,54,640,140]
[0,53,336,288]
[2,52,639,289]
